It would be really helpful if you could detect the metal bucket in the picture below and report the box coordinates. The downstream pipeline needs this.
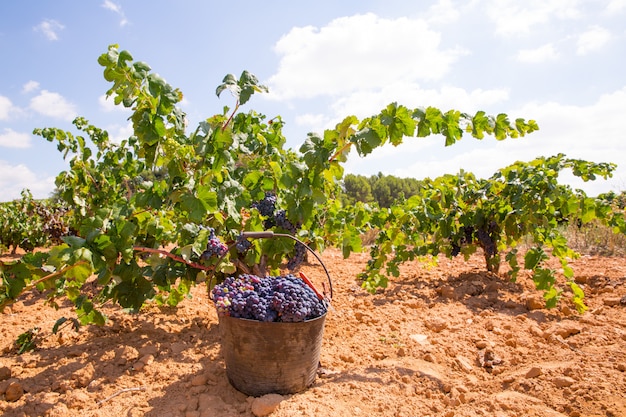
[219,313,326,396]
[212,231,332,397]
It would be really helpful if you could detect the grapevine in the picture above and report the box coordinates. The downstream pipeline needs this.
[7,43,618,331]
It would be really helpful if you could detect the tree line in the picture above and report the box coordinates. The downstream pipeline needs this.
[340,173,424,207]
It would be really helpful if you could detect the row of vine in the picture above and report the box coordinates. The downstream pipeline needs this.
[1,44,624,327]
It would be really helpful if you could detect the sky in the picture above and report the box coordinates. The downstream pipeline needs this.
[1,0,625,202]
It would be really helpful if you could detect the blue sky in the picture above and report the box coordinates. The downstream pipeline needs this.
[1,0,625,202]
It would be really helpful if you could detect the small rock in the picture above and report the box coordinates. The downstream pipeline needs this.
[455,355,473,373]
[133,354,155,371]
[425,317,448,333]
[5,381,24,402]
[529,325,544,338]
[440,285,457,300]
[73,363,95,388]
[553,376,576,388]
[66,390,91,409]
[526,366,542,378]
[251,393,284,417]
[548,322,581,339]
[0,366,11,381]
[339,354,355,363]
[116,346,139,365]
[603,297,622,307]
[11,301,25,313]
[478,349,502,372]
[409,334,429,345]
[475,340,488,349]
[526,296,545,310]
[423,353,437,363]
[191,374,209,386]
[354,311,365,322]
[170,342,187,355]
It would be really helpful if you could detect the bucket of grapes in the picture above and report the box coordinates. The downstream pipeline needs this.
[209,231,332,397]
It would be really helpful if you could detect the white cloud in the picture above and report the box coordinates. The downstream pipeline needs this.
[606,0,626,13]
[0,95,14,120]
[576,25,612,55]
[0,129,32,149]
[98,94,131,112]
[295,113,329,130]
[268,13,467,100]
[29,90,77,121]
[0,161,56,202]
[516,43,559,63]
[487,0,583,36]
[22,80,40,94]
[34,19,65,41]
[425,0,462,24]
[107,122,134,144]
[102,0,129,26]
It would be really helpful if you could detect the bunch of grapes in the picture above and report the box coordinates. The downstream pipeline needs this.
[286,242,307,270]
[200,228,228,261]
[211,274,327,322]
[251,194,306,270]
[235,234,252,253]
[252,192,277,217]
[476,228,496,256]
[270,274,326,322]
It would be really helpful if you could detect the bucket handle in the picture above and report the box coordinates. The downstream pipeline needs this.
[208,231,333,301]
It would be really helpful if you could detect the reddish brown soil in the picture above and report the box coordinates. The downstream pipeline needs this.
[1,249,625,417]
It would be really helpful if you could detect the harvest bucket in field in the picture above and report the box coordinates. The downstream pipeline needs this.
[210,231,333,397]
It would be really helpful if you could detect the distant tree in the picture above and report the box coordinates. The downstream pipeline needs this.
[342,174,374,205]
[370,173,423,208]
[341,173,424,208]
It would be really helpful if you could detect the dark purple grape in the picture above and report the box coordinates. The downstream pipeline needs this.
[477,228,496,256]
[211,273,326,322]
[235,235,252,253]
[274,209,296,234]
[286,242,307,270]
[200,228,228,260]
[252,192,277,217]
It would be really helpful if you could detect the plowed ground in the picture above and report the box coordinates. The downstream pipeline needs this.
[1,248,625,417]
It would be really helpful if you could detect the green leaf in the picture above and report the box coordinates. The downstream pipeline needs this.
[64,262,93,283]
[197,186,218,212]
[524,248,547,270]
[52,317,68,334]
[180,194,207,223]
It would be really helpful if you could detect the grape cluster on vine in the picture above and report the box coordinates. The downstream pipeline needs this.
[200,228,228,261]
[235,234,252,253]
[449,223,498,257]
[251,192,277,217]
[251,194,306,270]
[211,274,326,322]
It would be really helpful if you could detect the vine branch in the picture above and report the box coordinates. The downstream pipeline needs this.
[133,246,212,271]
[329,141,354,163]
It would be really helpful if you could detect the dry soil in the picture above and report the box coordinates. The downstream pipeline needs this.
[1,248,625,417]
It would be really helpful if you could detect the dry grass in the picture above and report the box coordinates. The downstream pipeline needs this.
[564,220,626,257]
